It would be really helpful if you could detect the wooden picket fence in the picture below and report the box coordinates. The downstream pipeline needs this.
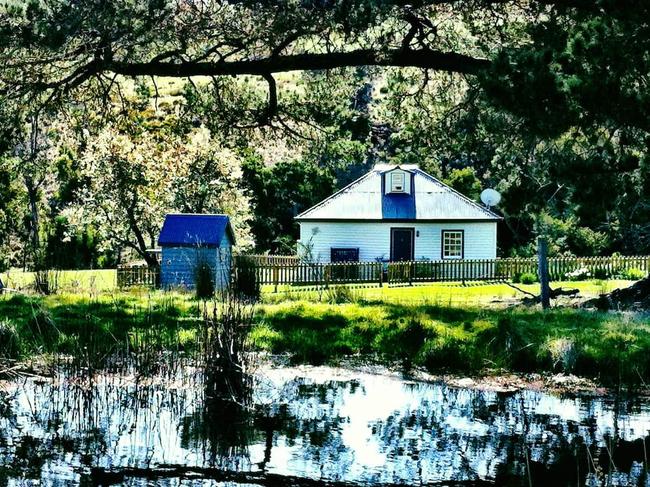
[235,255,650,290]
[116,265,160,288]
[117,254,650,289]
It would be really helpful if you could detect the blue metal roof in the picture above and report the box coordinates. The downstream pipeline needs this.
[158,214,234,247]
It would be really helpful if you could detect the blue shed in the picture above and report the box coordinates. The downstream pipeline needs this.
[158,214,235,290]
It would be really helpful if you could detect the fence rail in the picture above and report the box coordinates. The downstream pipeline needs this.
[233,254,300,266]
[117,265,159,288]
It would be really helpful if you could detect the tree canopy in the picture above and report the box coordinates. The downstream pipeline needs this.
[0,0,649,269]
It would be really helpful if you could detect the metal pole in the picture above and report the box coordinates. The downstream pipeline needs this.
[538,237,550,309]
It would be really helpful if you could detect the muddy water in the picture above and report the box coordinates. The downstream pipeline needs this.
[1,366,649,486]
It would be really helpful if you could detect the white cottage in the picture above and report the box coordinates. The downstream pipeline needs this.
[295,164,500,263]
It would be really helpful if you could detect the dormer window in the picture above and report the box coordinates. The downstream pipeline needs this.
[384,168,411,195]
[391,172,405,192]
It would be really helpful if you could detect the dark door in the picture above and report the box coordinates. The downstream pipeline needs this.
[391,228,414,261]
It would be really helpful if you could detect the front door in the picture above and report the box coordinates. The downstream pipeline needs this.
[390,228,414,261]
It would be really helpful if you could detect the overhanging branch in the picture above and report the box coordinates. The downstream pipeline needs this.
[104,48,489,78]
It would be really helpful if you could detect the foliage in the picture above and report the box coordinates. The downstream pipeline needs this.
[0,0,649,263]
[0,318,20,360]
[232,255,261,301]
[254,299,650,385]
[194,261,215,300]
[443,167,482,201]
[514,272,537,285]
[619,268,646,281]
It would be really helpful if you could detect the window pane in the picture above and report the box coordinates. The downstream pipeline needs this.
[443,231,463,258]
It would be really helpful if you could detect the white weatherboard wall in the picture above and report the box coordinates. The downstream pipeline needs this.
[160,234,232,289]
[299,221,497,262]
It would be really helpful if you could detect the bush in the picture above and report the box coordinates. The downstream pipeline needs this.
[519,272,538,284]
[325,285,359,304]
[232,255,261,300]
[565,267,591,281]
[194,262,215,300]
[592,267,610,280]
[26,306,60,347]
[544,337,579,373]
[0,319,20,360]
[620,267,646,280]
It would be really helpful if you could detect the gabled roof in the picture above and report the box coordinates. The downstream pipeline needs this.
[295,165,501,222]
[158,214,235,247]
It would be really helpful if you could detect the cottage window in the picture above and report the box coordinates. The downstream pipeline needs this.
[390,172,405,192]
[331,248,359,262]
[442,230,464,259]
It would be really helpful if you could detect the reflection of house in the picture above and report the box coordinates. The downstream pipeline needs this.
[158,214,235,289]
[295,165,500,263]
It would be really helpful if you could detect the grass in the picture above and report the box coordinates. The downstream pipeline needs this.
[262,280,632,306]
[0,290,201,363]
[1,279,648,386]
[253,299,650,385]
[1,269,116,293]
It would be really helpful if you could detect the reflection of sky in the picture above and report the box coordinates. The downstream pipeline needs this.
[2,366,650,485]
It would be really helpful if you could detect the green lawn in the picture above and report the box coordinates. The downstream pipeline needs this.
[2,267,632,305]
[263,279,633,306]
[1,269,117,293]
[1,279,649,386]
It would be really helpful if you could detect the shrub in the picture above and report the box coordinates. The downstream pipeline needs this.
[544,337,579,373]
[0,319,20,360]
[232,255,261,300]
[592,267,610,280]
[194,262,215,300]
[620,267,646,280]
[26,306,60,347]
[565,267,591,281]
[519,272,538,284]
[325,285,359,304]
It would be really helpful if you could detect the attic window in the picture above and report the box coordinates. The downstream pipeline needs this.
[390,172,405,192]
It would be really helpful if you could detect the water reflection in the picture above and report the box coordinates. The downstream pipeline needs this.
[1,367,650,486]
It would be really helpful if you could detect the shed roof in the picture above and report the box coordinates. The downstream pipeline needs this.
[158,214,235,247]
[295,165,501,222]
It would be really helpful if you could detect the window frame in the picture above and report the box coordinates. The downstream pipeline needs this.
[390,171,405,193]
[441,230,464,260]
[330,247,360,263]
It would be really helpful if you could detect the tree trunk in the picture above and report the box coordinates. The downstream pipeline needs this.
[24,174,43,270]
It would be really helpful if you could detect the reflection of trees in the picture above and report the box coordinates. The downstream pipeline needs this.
[254,378,356,477]
[367,386,650,486]
[3,369,650,486]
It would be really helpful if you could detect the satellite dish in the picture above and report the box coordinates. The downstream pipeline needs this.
[480,188,501,208]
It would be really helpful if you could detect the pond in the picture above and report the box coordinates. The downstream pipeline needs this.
[1,365,649,486]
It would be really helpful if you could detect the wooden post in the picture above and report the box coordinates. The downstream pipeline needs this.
[272,265,279,293]
[537,237,550,310]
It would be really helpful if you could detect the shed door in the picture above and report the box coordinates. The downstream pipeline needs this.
[391,228,414,261]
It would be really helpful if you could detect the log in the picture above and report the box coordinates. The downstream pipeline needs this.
[89,465,494,487]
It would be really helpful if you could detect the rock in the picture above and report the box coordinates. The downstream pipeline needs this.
[455,377,475,387]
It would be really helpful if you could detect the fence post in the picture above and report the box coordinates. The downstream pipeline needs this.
[538,237,550,310]
[272,265,279,293]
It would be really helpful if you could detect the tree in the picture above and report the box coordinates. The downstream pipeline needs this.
[170,127,254,249]
[74,108,254,265]
[77,120,180,267]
